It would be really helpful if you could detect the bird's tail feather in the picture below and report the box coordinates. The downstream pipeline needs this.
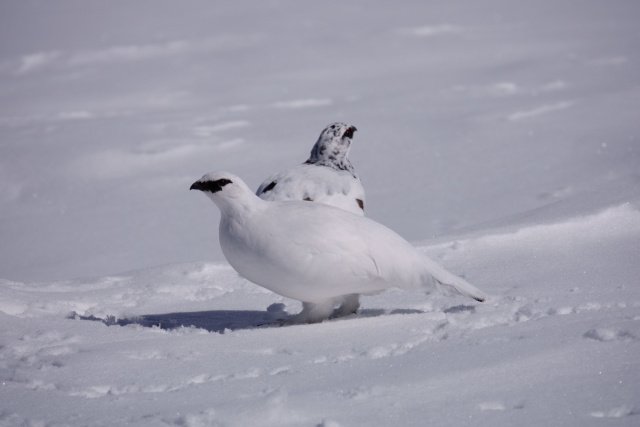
[422,256,487,302]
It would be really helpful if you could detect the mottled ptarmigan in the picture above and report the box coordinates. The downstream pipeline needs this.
[256,122,365,216]
[191,172,487,325]
[256,122,365,316]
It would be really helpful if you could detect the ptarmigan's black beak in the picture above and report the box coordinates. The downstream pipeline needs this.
[190,181,206,191]
[343,126,357,139]
[191,180,220,193]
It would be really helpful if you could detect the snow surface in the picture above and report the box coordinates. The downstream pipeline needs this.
[1,0,640,425]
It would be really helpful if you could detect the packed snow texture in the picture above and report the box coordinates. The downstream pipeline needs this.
[1,0,639,425]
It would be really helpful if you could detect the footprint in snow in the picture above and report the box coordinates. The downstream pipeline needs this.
[477,401,525,411]
[590,405,636,418]
[583,328,636,342]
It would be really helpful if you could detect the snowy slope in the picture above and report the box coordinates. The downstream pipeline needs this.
[1,0,640,425]
[2,193,639,426]
[1,0,638,282]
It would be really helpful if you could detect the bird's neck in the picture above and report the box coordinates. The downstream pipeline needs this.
[306,157,358,178]
[214,195,265,223]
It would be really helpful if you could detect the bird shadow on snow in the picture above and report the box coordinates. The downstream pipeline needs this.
[70,304,427,333]
[70,309,282,333]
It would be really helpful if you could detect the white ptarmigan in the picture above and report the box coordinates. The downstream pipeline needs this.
[256,122,365,216]
[190,171,487,324]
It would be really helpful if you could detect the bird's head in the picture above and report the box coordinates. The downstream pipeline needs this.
[307,122,358,174]
[190,171,254,210]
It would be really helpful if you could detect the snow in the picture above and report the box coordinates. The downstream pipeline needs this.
[1,0,639,425]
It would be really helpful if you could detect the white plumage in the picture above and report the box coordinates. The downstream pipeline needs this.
[191,172,487,324]
[256,122,365,216]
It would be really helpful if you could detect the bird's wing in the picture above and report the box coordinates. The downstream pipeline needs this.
[257,203,409,296]
[257,165,365,215]
[256,171,281,197]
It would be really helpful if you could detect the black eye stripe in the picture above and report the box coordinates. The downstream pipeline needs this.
[190,178,233,193]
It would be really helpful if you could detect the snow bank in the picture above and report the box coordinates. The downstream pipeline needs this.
[2,199,639,425]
